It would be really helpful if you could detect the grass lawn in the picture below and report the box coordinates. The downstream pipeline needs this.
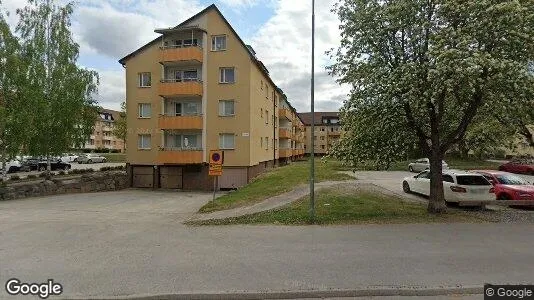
[192,185,488,226]
[198,159,354,213]
[102,153,126,163]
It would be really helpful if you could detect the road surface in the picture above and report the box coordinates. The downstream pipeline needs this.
[1,190,533,298]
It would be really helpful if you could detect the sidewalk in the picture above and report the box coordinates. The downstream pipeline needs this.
[188,180,358,222]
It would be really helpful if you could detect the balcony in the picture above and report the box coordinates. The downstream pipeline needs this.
[328,131,341,136]
[160,46,203,64]
[157,149,203,164]
[279,149,292,158]
[279,108,292,121]
[159,115,203,130]
[279,128,291,139]
[159,80,203,97]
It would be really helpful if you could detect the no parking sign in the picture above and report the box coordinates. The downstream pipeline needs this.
[209,150,223,176]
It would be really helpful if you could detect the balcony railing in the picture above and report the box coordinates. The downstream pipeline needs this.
[279,108,292,121]
[158,115,203,130]
[159,80,203,97]
[160,46,203,64]
[279,128,291,139]
[279,149,292,158]
[157,149,203,164]
[328,131,341,136]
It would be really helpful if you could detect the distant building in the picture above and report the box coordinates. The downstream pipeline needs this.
[299,112,341,155]
[84,109,125,152]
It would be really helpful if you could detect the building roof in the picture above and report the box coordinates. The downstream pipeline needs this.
[298,112,340,126]
[100,108,121,122]
[118,4,278,93]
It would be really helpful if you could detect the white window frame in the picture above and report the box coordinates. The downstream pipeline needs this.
[138,134,151,150]
[219,133,235,150]
[219,100,235,117]
[211,35,227,51]
[138,72,151,87]
[219,67,235,84]
[138,103,151,118]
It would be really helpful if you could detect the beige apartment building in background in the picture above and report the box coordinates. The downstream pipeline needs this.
[84,109,125,152]
[299,112,342,155]
[119,4,304,190]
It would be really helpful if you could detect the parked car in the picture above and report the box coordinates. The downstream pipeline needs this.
[473,170,534,200]
[37,160,71,171]
[60,154,79,163]
[408,158,448,172]
[402,170,494,204]
[20,157,41,172]
[498,159,534,175]
[3,159,22,173]
[76,154,106,164]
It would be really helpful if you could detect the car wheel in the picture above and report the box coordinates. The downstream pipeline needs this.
[102,159,106,163]
[88,160,93,164]
[409,166,414,172]
[402,181,411,193]
[64,165,70,171]
[498,194,511,200]
[39,166,46,172]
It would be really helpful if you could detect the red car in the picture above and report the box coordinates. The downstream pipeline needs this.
[473,170,534,200]
[498,159,534,175]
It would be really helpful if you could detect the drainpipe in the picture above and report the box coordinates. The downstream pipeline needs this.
[273,90,276,167]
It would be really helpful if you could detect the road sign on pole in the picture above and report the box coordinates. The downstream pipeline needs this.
[209,150,223,201]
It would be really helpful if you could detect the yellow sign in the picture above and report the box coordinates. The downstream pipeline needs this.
[209,150,223,176]
[209,163,222,176]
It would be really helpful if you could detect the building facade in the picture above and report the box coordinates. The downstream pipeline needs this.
[119,5,304,190]
[84,109,125,152]
[299,112,341,155]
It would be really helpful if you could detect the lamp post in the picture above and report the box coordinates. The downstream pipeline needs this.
[309,0,316,222]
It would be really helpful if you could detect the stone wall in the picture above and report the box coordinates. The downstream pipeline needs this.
[0,171,128,201]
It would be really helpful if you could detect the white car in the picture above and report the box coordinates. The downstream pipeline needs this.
[402,170,495,204]
[2,160,22,173]
[408,158,448,172]
[60,154,79,163]
[76,154,106,164]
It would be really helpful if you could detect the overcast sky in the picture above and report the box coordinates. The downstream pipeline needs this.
[2,0,349,112]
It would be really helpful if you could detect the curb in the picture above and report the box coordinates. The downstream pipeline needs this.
[61,286,483,299]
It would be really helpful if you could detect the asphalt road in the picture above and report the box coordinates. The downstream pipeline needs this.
[1,190,533,299]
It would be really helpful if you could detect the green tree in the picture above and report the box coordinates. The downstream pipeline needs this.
[0,4,28,174]
[329,0,534,213]
[16,0,99,170]
[112,101,127,152]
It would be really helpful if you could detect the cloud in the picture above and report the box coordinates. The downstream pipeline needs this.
[219,0,259,8]
[250,0,349,112]
[94,70,125,110]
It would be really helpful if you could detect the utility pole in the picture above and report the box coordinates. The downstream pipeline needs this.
[309,0,315,222]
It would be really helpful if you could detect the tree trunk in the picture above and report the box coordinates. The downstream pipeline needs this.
[458,140,469,158]
[427,147,447,214]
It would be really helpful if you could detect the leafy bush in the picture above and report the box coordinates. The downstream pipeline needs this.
[38,172,49,178]
[10,175,20,181]
[58,170,65,175]
[27,174,37,179]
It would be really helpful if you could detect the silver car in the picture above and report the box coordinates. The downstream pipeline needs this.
[408,158,448,172]
[77,154,107,164]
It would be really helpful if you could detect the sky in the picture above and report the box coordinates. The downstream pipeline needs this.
[1,0,349,112]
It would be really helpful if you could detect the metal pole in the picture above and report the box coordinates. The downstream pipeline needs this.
[213,176,216,201]
[309,0,315,221]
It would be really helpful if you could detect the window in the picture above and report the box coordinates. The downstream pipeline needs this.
[261,80,263,90]
[138,73,151,87]
[260,137,263,148]
[456,175,491,186]
[260,108,263,118]
[321,145,325,149]
[265,137,268,150]
[212,35,227,51]
[138,103,151,118]
[266,85,269,98]
[183,70,198,81]
[219,100,235,116]
[265,111,269,124]
[443,175,454,183]
[416,171,431,179]
[183,39,198,47]
[320,136,325,141]
[219,134,235,149]
[219,68,235,83]
[138,134,151,149]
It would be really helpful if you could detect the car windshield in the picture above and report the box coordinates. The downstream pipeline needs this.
[496,174,529,185]
[456,175,491,186]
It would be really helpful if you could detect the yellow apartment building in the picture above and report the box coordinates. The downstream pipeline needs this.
[119,4,304,190]
[84,109,125,152]
[299,112,341,155]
